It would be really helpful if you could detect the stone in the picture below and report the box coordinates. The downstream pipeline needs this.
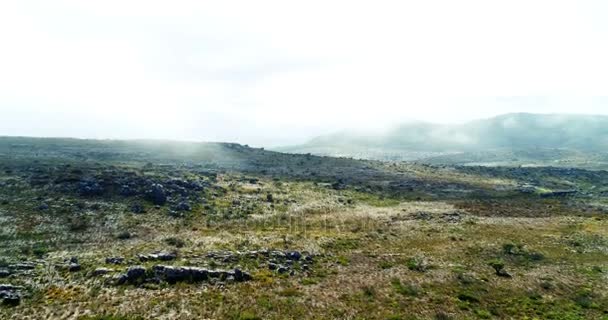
[120,185,138,197]
[138,251,177,262]
[78,179,104,196]
[496,269,512,278]
[125,266,146,283]
[92,268,113,276]
[145,183,167,205]
[0,269,10,278]
[130,203,145,214]
[174,201,191,212]
[10,263,36,270]
[153,265,209,284]
[0,284,21,306]
[68,263,81,272]
[234,268,252,282]
[105,257,125,265]
[286,251,302,261]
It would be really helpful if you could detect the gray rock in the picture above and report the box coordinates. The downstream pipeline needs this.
[153,265,209,284]
[130,203,145,214]
[0,269,10,278]
[125,266,146,283]
[10,263,36,270]
[105,257,125,265]
[286,251,302,261]
[174,201,191,212]
[68,263,81,272]
[0,284,21,306]
[138,251,177,262]
[145,183,167,205]
[234,268,253,282]
[92,268,113,276]
[78,179,104,196]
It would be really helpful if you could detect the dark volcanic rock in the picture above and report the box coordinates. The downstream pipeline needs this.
[125,266,146,283]
[92,268,113,276]
[105,257,125,265]
[540,190,578,198]
[145,183,167,205]
[153,265,208,284]
[78,178,104,196]
[0,284,21,306]
[130,203,146,214]
[68,263,81,272]
[174,201,192,212]
[10,263,36,270]
[286,251,302,261]
[120,185,139,197]
[234,268,253,282]
[138,251,177,262]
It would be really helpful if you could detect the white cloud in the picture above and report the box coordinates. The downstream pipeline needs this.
[0,0,607,146]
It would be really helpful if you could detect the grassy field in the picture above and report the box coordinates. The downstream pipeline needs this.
[0,137,607,319]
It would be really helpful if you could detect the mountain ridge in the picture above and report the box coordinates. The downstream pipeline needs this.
[277,113,608,165]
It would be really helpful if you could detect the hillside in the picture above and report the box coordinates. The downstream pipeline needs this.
[279,113,608,167]
[1,136,607,319]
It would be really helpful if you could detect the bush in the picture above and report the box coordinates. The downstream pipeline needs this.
[116,231,132,240]
[164,237,186,248]
[406,256,430,272]
[68,215,90,232]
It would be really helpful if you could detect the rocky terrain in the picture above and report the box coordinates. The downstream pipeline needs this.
[0,137,607,319]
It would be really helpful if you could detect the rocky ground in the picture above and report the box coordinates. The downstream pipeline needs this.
[0,137,607,319]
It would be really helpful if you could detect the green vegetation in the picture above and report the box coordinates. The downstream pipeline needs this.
[0,137,607,319]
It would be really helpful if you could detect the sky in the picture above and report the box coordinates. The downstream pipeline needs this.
[1,0,608,147]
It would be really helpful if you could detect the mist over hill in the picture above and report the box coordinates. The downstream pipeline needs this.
[279,113,608,166]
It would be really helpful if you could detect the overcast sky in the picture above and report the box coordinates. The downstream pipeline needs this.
[1,1,608,146]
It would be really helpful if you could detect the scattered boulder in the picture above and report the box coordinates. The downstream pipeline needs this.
[145,184,167,205]
[331,179,347,190]
[130,203,146,214]
[105,257,125,265]
[120,185,138,197]
[489,260,512,278]
[10,263,36,270]
[286,251,302,261]
[78,179,104,196]
[123,266,147,284]
[114,266,252,285]
[0,269,10,278]
[138,251,177,262]
[92,268,113,276]
[68,263,81,272]
[413,211,432,220]
[153,265,208,284]
[442,211,463,223]
[174,201,191,212]
[540,190,577,198]
[234,268,252,282]
[0,284,21,306]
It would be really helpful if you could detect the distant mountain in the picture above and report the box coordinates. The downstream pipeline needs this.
[278,113,608,167]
